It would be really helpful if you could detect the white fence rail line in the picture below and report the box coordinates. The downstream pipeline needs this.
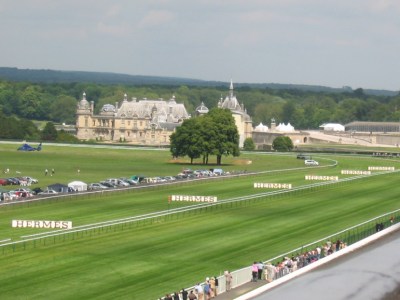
[0,167,395,248]
[0,157,338,208]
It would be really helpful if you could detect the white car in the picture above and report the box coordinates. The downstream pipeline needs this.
[23,176,39,184]
[164,176,175,181]
[305,160,319,166]
[88,183,108,190]
[37,190,58,195]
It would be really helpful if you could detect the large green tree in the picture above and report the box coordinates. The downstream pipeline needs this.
[49,95,77,124]
[243,137,255,151]
[170,108,240,165]
[169,118,202,164]
[205,108,240,165]
[42,121,58,140]
[272,136,294,151]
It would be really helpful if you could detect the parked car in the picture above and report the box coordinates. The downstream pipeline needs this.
[31,187,44,195]
[123,179,138,185]
[141,178,153,184]
[305,160,319,166]
[23,176,39,184]
[37,190,58,195]
[0,179,8,186]
[88,183,108,190]
[7,178,20,185]
[99,181,116,188]
[116,180,130,187]
[15,191,34,198]
[105,178,119,185]
[164,176,175,181]
[1,192,18,201]
[14,188,34,193]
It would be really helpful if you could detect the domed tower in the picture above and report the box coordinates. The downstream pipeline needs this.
[76,92,94,140]
[195,102,209,117]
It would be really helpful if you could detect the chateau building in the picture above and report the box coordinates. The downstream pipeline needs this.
[194,80,253,147]
[76,93,189,145]
[218,80,253,147]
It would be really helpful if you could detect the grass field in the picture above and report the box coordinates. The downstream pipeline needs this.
[0,144,399,299]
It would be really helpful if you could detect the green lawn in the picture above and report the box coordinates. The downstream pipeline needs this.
[0,145,399,299]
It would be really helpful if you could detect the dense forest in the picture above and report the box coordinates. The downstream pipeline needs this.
[0,76,400,131]
[0,67,398,96]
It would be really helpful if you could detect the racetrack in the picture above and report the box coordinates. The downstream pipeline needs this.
[0,145,399,299]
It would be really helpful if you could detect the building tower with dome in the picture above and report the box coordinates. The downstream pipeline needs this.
[217,80,253,147]
[76,93,189,145]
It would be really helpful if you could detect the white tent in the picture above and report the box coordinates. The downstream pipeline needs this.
[319,123,345,131]
[254,122,269,132]
[276,122,295,132]
[68,181,87,191]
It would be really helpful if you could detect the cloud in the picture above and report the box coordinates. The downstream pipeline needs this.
[105,4,122,18]
[139,10,175,27]
[223,31,260,46]
[97,22,132,37]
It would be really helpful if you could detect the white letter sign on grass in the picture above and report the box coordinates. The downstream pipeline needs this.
[171,195,217,202]
[12,220,72,229]
[368,166,395,171]
[253,183,292,188]
[341,170,371,175]
[305,176,338,180]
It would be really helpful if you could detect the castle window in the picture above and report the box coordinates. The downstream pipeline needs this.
[139,132,142,137]
[85,119,88,127]
[128,121,131,126]
[134,122,137,129]
[140,121,143,127]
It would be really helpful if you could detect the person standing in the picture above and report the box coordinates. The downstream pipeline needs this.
[188,291,197,300]
[224,270,232,291]
[173,292,180,300]
[316,246,321,260]
[257,261,264,280]
[203,281,211,300]
[209,277,216,298]
[181,288,188,300]
[214,276,219,296]
[45,169,48,176]
[195,283,203,300]
[252,262,258,281]
[51,168,55,176]
[265,262,276,282]
[78,169,80,175]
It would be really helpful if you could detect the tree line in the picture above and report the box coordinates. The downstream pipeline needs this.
[0,76,399,130]
[0,112,78,142]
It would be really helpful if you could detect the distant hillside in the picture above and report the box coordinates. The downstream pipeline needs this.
[0,67,398,96]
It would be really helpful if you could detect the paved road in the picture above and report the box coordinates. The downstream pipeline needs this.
[304,130,398,148]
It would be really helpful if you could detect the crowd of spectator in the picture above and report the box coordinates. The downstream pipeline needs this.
[154,217,397,300]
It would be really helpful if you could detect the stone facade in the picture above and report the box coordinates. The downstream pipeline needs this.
[76,93,189,145]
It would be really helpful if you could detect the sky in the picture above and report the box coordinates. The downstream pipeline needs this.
[0,0,399,91]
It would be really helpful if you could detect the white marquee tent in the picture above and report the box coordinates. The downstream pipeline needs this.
[68,181,87,191]
[319,123,345,131]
